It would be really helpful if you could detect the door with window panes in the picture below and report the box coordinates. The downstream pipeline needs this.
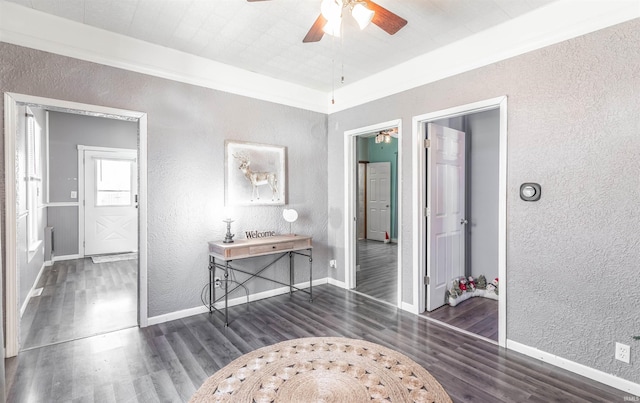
[84,149,137,255]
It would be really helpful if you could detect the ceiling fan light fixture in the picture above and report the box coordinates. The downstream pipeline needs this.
[351,2,374,30]
[321,0,343,20]
[322,17,342,37]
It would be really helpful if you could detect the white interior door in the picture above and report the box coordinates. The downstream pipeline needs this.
[84,149,138,255]
[426,123,466,311]
[366,162,391,242]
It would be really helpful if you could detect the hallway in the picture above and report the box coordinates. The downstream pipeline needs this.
[19,258,137,351]
[355,239,397,305]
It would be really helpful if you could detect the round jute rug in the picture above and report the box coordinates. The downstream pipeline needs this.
[190,337,452,403]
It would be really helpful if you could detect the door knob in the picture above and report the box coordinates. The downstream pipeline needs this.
[460,219,468,225]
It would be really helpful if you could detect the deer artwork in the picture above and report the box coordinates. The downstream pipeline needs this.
[233,153,279,201]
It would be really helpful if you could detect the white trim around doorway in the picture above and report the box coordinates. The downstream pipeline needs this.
[412,96,507,347]
[343,119,403,308]
[3,92,149,358]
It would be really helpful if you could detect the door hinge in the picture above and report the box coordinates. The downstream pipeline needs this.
[424,139,431,148]
[424,207,430,217]
[424,276,430,285]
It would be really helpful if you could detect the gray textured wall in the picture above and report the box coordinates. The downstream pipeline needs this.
[0,42,328,318]
[327,19,640,382]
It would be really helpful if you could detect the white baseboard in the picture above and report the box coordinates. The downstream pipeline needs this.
[507,339,640,397]
[327,277,347,289]
[20,262,47,317]
[147,305,210,326]
[401,301,417,314]
[147,277,328,326]
[52,254,82,262]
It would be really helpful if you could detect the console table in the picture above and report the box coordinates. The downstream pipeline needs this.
[208,235,313,326]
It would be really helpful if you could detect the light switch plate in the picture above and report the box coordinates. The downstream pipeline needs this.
[70,191,77,199]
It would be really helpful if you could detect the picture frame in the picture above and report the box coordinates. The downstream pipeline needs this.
[225,140,286,206]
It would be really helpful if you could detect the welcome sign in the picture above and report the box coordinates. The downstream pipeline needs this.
[245,230,276,239]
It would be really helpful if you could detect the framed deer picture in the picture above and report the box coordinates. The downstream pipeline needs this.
[225,140,286,206]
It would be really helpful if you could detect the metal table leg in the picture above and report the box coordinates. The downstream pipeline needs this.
[224,261,229,326]
[309,248,313,302]
[289,251,294,295]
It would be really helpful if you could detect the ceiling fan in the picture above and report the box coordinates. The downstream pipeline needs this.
[247,0,408,43]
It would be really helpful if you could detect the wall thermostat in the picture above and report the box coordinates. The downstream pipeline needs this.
[520,183,541,201]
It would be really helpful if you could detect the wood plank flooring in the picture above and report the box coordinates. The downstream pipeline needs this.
[355,239,397,304]
[422,297,499,342]
[357,239,507,343]
[20,258,138,351]
[5,284,630,402]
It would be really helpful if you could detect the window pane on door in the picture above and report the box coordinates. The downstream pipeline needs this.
[95,158,133,206]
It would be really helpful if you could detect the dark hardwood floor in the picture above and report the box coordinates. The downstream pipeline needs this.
[5,284,629,402]
[20,258,138,351]
[422,296,499,342]
[356,239,505,343]
[355,239,397,304]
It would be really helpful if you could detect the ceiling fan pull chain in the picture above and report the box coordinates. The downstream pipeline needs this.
[331,35,336,104]
[340,25,345,85]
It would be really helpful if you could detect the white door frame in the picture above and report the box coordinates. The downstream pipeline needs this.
[78,145,138,257]
[412,96,507,347]
[3,92,149,358]
[344,119,402,307]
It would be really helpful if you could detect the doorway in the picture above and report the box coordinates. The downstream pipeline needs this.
[80,147,138,256]
[412,96,507,347]
[3,92,149,357]
[344,120,402,307]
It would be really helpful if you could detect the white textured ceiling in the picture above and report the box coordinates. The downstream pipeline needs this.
[5,0,556,92]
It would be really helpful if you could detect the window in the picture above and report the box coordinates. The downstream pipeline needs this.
[95,158,133,206]
[26,112,42,251]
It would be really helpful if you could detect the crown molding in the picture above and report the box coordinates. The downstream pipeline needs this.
[0,1,329,113]
[328,0,640,113]
[1,1,637,115]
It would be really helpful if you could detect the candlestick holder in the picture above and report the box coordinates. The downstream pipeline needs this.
[223,218,235,243]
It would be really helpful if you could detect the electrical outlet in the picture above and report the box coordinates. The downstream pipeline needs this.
[214,277,221,288]
[615,342,630,363]
[329,260,337,268]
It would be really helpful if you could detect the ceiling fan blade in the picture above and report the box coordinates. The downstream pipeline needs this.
[365,0,407,35]
[303,14,327,43]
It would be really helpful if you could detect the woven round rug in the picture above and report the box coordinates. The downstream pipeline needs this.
[190,337,452,403]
